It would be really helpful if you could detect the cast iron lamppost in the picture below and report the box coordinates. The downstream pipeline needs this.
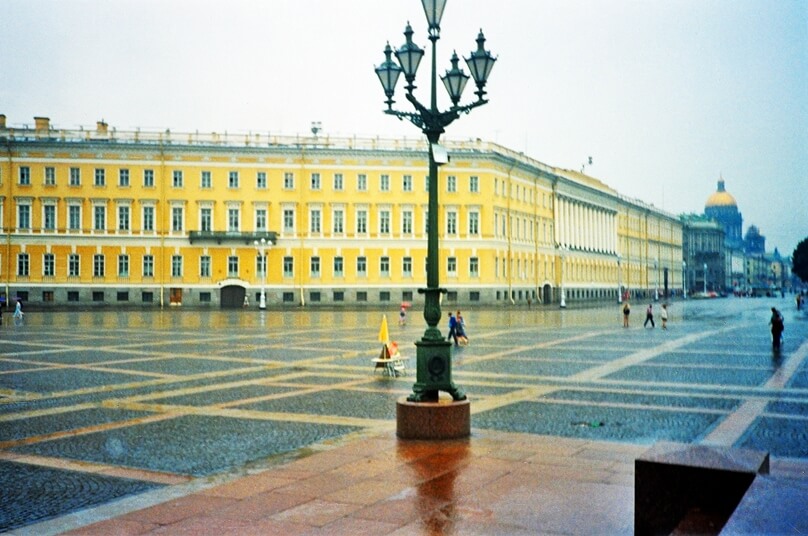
[254,238,268,310]
[703,262,708,294]
[617,254,622,304]
[654,257,660,301]
[682,260,687,299]
[375,0,495,402]
[559,246,568,308]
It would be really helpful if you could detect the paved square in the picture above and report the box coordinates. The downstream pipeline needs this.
[1,298,806,533]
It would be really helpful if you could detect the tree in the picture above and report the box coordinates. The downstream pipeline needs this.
[793,238,808,283]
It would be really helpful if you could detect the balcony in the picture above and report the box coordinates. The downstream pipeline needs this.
[188,231,277,245]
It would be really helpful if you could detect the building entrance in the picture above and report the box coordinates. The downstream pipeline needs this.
[220,285,246,308]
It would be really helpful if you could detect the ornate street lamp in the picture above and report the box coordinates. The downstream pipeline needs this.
[254,238,268,310]
[654,258,660,301]
[617,254,622,304]
[682,261,687,299]
[374,0,495,403]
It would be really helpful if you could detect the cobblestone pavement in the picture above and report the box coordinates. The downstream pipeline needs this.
[1,298,806,533]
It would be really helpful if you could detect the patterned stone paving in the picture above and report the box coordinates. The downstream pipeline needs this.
[0,298,806,533]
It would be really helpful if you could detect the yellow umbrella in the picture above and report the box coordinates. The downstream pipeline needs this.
[378,314,390,344]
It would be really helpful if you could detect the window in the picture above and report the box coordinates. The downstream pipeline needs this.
[93,291,105,302]
[256,171,267,189]
[333,173,343,190]
[43,205,56,230]
[310,172,320,190]
[227,208,240,232]
[172,206,183,232]
[143,206,155,232]
[16,253,29,276]
[228,171,239,188]
[17,204,31,230]
[117,291,129,302]
[379,210,390,235]
[43,253,55,277]
[68,254,80,277]
[200,255,211,278]
[69,205,81,231]
[68,290,80,302]
[70,167,81,186]
[42,291,55,302]
[470,256,479,277]
[356,209,367,234]
[283,291,294,303]
[380,174,390,191]
[284,172,294,189]
[447,175,456,192]
[118,205,130,231]
[470,175,479,193]
[333,208,344,234]
[447,211,457,235]
[334,291,344,302]
[310,208,321,234]
[172,255,183,277]
[334,256,344,277]
[142,291,154,303]
[380,256,390,276]
[357,256,367,276]
[283,256,294,277]
[93,254,105,277]
[283,208,295,232]
[469,212,479,235]
[255,208,267,232]
[201,208,212,232]
[447,256,457,275]
[143,255,154,277]
[227,255,239,277]
[143,169,154,187]
[425,174,430,191]
[402,210,413,235]
[201,170,212,188]
[357,291,368,302]
[19,166,31,185]
[172,170,183,187]
[93,205,106,231]
[403,256,412,277]
[200,292,212,303]
[403,174,412,192]
[94,168,105,186]
[310,256,320,277]
[45,167,56,185]
[118,254,129,277]
[119,169,130,187]
[357,173,367,191]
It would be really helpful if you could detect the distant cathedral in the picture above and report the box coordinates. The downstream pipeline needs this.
[704,178,744,250]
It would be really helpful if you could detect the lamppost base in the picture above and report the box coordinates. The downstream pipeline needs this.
[396,397,470,439]
[406,338,466,402]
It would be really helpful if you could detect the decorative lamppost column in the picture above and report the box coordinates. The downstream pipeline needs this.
[654,257,659,301]
[682,260,687,299]
[617,254,622,304]
[253,238,268,310]
[703,262,708,294]
[375,0,495,405]
[559,246,567,308]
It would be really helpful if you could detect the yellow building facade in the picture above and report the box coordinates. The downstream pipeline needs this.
[0,115,682,308]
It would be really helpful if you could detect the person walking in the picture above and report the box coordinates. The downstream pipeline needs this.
[770,307,784,350]
[456,310,469,345]
[13,298,24,320]
[399,305,407,326]
[643,304,655,328]
[447,312,458,346]
[661,303,668,330]
[622,302,630,328]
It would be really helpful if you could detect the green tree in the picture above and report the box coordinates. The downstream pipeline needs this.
[793,238,808,283]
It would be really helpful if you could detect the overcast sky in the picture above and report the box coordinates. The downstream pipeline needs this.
[2,0,806,254]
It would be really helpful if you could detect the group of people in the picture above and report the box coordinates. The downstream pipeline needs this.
[622,302,668,329]
[447,311,469,346]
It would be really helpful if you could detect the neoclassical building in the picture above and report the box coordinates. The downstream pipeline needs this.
[0,115,682,308]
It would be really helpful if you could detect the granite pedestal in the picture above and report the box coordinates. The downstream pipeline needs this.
[396,397,470,440]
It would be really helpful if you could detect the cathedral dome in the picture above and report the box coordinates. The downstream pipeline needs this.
[705,179,737,208]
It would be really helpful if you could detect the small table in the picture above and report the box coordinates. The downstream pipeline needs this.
[372,357,406,377]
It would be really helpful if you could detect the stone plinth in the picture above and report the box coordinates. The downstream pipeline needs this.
[635,442,769,536]
[396,397,470,440]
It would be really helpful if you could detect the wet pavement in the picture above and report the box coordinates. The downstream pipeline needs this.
[1,298,806,534]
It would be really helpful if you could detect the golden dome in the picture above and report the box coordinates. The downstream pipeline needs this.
[705,179,737,208]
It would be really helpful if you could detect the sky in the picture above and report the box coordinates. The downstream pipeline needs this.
[2,0,806,254]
